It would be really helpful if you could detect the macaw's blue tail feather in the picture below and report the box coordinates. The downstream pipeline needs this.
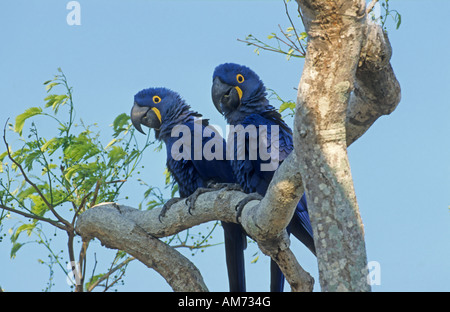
[289,193,316,256]
[271,193,315,292]
[270,260,285,292]
[222,222,247,292]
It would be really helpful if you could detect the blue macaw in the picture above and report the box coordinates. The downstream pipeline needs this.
[211,63,316,292]
[130,87,246,292]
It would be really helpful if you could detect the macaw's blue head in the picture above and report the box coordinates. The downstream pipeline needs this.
[131,87,200,140]
[211,63,267,121]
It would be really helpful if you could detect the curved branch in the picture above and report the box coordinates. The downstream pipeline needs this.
[76,203,208,292]
[347,19,401,145]
[75,186,314,292]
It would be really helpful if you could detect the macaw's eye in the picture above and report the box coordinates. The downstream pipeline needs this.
[236,74,245,83]
[153,95,161,103]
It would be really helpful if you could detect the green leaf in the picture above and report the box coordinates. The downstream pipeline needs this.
[11,223,36,243]
[111,113,132,138]
[14,107,43,135]
[40,137,63,155]
[45,82,60,92]
[107,146,127,165]
[171,183,179,198]
[29,194,49,217]
[251,255,259,264]
[153,141,163,152]
[63,134,101,163]
[0,150,7,162]
[163,167,171,185]
[298,32,308,40]
[279,101,296,113]
[10,242,23,259]
[42,163,57,176]
[0,150,7,172]
[44,94,68,113]
[396,13,402,29]
[112,113,130,131]
[23,149,41,171]
[85,273,105,290]
[105,138,117,150]
[17,186,37,201]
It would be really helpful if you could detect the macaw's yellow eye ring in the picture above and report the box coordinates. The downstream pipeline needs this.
[153,95,161,103]
[236,74,244,83]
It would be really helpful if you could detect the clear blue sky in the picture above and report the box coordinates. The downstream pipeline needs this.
[0,0,449,292]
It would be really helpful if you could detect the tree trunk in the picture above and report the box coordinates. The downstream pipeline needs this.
[293,0,400,291]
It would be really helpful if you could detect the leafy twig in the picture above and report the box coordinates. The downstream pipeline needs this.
[3,120,71,230]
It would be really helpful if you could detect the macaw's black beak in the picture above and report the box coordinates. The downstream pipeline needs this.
[130,102,161,135]
[211,77,242,114]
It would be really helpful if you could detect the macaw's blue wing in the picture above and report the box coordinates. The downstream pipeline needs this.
[168,121,247,292]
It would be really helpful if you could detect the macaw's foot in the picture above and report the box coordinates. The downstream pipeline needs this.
[158,197,184,222]
[185,187,211,215]
[185,183,243,215]
[235,193,263,223]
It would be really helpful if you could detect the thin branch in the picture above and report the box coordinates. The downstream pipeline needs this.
[278,24,300,52]
[274,24,303,56]
[237,38,285,55]
[105,179,127,184]
[78,240,89,291]
[67,231,82,292]
[0,204,67,231]
[103,268,126,292]
[283,0,306,55]
[236,38,303,58]
[72,191,92,226]
[366,0,379,14]
[89,179,102,208]
[297,2,305,26]
[171,242,223,250]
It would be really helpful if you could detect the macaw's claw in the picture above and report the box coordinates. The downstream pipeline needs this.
[159,197,184,222]
[185,183,243,215]
[235,192,263,223]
